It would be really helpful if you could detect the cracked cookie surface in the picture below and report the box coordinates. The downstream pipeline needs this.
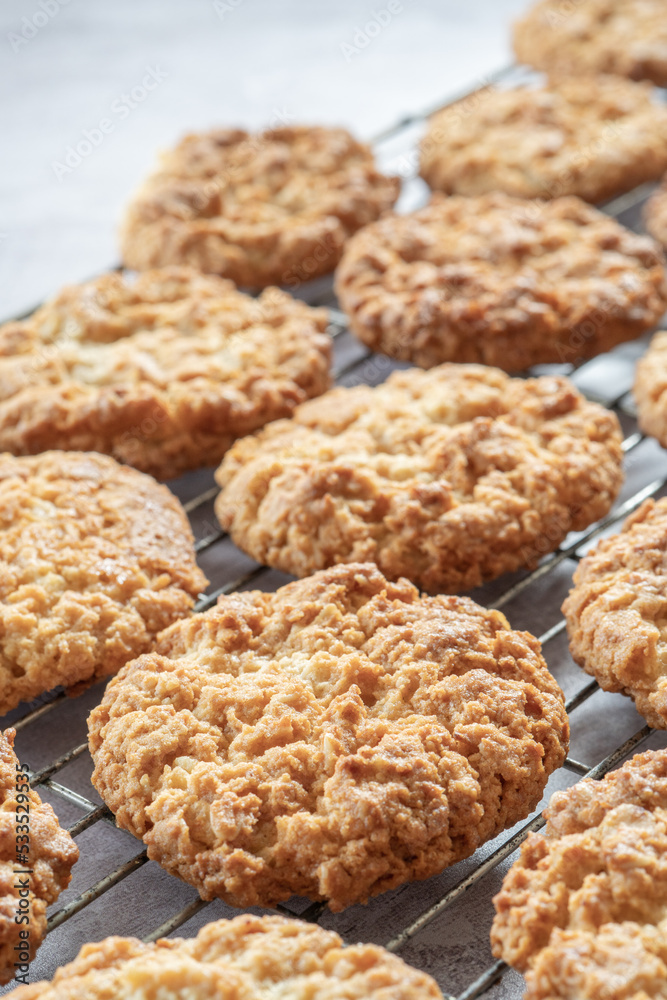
[420,76,667,203]
[0,267,332,480]
[0,451,206,714]
[635,332,667,459]
[645,180,667,251]
[563,497,667,729]
[492,748,667,1000]
[120,126,400,288]
[513,0,667,86]
[214,364,623,593]
[88,563,568,911]
[6,914,443,999]
[334,193,666,371]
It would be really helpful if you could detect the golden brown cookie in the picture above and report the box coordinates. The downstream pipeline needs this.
[563,497,667,729]
[645,177,667,250]
[635,331,667,452]
[0,267,332,481]
[492,748,667,1000]
[420,76,667,203]
[334,193,667,371]
[88,563,569,912]
[120,126,400,288]
[0,728,78,985]
[214,365,624,593]
[5,914,443,999]
[0,451,207,715]
[513,0,667,86]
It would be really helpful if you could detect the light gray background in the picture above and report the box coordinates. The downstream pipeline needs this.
[1,0,525,318]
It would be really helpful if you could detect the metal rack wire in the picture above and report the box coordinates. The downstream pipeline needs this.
[4,64,667,998]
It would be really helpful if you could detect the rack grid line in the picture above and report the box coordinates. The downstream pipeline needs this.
[3,63,667,999]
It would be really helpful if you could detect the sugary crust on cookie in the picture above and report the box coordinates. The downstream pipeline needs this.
[0,451,207,714]
[420,76,667,203]
[88,563,568,911]
[0,729,78,985]
[491,749,667,999]
[334,193,667,371]
[0,267,332,481]
[214,365,624,593]
[120,127,400,288]
[6,914,443,999]
[562,497,667,729]
[645,179,667,250]
[635,332,667,452]
[513,0,667,86]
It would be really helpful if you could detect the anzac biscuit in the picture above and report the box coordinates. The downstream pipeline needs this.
[420,76,667,203]
[0,451,206,715]
[5,914,443,999]
[634,331,667,453]
[513,0,667,87]
[492,748,667,1000]
[563,497,667,729]
[214,365,624,593]
[0,267,332,480]
[334,193,667,371]
[0,729,78,985]
[645,178,667,250]
[88,563,569,911]
[120,126,400,288]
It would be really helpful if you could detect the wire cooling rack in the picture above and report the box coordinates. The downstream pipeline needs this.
[4,63,667,998]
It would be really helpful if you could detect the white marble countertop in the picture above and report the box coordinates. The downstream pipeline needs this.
[1,0,526,318]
